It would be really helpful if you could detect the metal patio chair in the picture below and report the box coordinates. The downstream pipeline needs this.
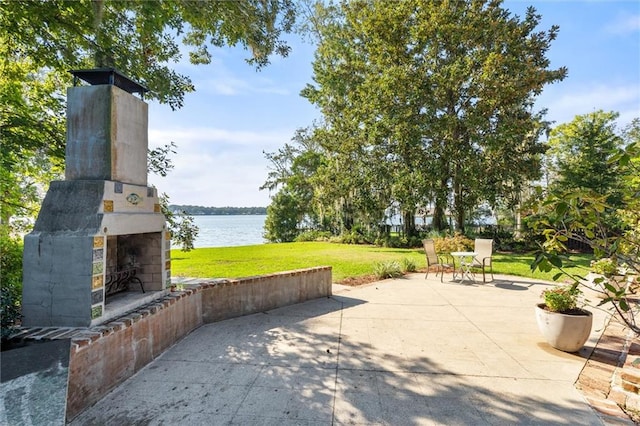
[423,239,455,282]
[472,238,494,282]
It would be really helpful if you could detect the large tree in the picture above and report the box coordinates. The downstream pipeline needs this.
[262,127,326,241]
[1,0,295,108]
[546,111,625,197]
[302,0,565,233]
[0,48,66,225]
[0,0,296,227]
[540,111,629,239]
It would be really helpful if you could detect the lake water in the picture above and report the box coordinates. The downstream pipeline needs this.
[186,215,267,248]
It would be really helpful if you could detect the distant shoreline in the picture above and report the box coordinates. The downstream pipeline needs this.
[169,205,267,216]
[188,213,266,216]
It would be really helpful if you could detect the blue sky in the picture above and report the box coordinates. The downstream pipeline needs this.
[147,1,640,208]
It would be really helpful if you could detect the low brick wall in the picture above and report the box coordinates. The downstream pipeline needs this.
[67,290,203,418]
[200,267,333,323]
[612,335,640,416]
[5,266,332,421]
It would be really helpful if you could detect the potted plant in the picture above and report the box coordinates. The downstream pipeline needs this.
[535,284,593,353]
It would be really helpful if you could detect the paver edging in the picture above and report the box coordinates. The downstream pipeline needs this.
[576,315,640,423]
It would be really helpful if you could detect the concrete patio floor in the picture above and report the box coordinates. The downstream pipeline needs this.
[70,273,631,425]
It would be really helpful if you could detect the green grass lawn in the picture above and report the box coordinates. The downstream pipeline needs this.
[171,242,593,284]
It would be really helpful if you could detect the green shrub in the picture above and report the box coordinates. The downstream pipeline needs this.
[434,234,473,253]
[388,236,406,248]
[406,236,423,248]
[477,226,537,252]
[424,230,447,239]
[1,232,23,339]
[590,257,619,277]
[400,257,417,273]
[372,260,403,279]
[377,236,400,248]
[541,285,580,313]
[498,239,536,253]
[171,214,199,252]
[295,230,333,242]
[376,235,422,248]
[339,230,370,245]
[373,237,386,247]
[263,191,300,243]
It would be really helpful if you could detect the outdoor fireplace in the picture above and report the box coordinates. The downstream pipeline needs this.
[22,68,171,327]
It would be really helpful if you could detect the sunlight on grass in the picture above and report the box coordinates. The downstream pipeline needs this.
[492,253,591,283]
[171,242,593,284]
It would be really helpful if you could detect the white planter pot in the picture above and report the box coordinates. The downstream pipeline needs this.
[535,303,593,353]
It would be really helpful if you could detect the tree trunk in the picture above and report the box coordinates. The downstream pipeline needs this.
[433,172,449,231]
[453,177,465,233]
[433,204,446,231]
[402,210,416,238]
[514,205,522,238]
[455,208,465,233]
[340,199,353,231]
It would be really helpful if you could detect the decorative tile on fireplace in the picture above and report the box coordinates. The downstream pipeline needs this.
[92,248,104,262]
[126,193,142,205]
[93,236,105,249]
[92,275,104,290]
[91,289,104,305]
[91,305,103,320]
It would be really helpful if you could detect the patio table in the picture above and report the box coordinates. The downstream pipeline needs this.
[450,251,477,283]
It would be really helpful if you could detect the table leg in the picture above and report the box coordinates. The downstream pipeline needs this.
[451,255,476,283]
[459,257,475,283]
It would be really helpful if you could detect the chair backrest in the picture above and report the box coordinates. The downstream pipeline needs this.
[423,239,439,266]
[474,238,493,261]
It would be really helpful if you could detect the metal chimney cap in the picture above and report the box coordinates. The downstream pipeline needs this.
[69,68,149,97]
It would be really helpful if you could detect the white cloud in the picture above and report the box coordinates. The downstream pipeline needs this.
[256,85,290,96]
[542,83,640,126]
[149,127,291,150]
[149,149,273,207]
[204,77,250,95]
[604,13,640,35]
[199,75,290,96]
[549,84,637,110]
[147,125,294,206]
[191,52,291,96]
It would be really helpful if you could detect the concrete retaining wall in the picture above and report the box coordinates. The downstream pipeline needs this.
[5,267,332,421]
